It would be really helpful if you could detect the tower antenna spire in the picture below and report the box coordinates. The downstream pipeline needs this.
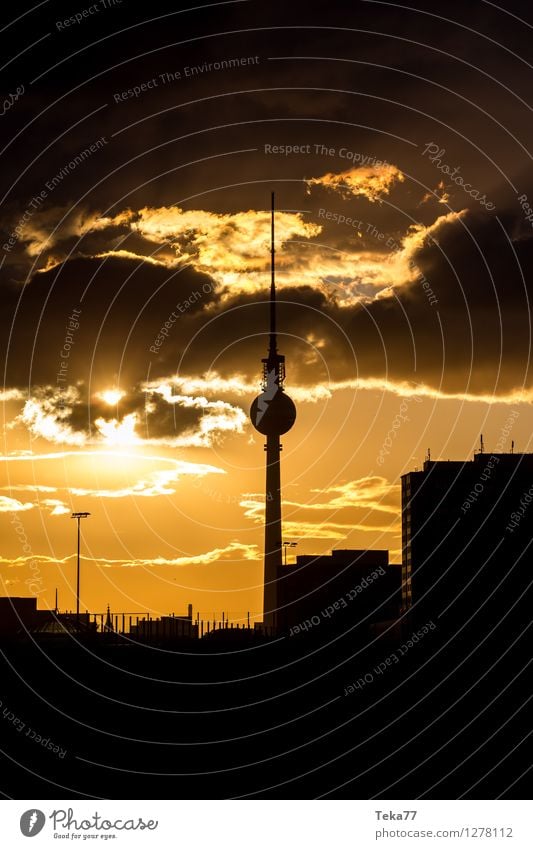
[269,191,277,355]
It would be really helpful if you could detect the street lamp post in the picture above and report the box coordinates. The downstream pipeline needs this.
[71,512,90,628]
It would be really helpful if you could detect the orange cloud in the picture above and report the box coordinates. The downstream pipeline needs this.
[143,371,533,408]
[240,476,400,543]
[0,495,33,512]
[0,452,224,506]
[13,385,247,449]
[305,477,400,514]
[9,185,468,308]
[143,374,333,404]
[20,207,133,257]
[0,541,258,569]
[19,390,86,446]
[0,389,25,401]
[0,493,70,516]
[41,498,70,516]
[68,459,223,499]
[124,201,463,305]
[306,164,405,201]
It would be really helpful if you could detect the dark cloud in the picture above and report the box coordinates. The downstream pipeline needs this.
[3,204,533,403]
[2,0,533,411]
[163,209,533,397]
[1,255,217,389]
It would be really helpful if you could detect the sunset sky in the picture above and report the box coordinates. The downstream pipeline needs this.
[1,0,532,622]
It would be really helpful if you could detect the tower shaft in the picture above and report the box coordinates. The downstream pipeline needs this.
[263,433,282,631]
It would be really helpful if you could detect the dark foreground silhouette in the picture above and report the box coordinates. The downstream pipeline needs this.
[0,602,531,800]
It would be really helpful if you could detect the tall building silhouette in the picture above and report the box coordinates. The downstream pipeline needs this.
[250,194,296,631]
[402,450,533,629]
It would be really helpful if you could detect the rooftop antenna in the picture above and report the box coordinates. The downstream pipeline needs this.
[511,440,514,454]
[426,447,431,462]
[480,433,485,454]
[55,587,58,615]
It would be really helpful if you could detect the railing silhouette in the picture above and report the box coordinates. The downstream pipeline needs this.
[86,612,276,642]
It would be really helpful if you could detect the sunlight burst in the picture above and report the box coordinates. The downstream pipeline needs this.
[98,389,125,406]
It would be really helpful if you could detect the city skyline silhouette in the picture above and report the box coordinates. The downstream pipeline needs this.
[1,0,533,804]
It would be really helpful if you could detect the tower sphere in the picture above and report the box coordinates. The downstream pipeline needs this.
[250,391,296,436]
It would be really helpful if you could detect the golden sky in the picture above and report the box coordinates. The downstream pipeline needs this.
[2,162,532,621]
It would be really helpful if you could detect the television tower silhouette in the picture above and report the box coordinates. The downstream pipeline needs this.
[250,193,297,631]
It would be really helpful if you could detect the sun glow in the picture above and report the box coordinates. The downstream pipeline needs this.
[95,413,139,446]
[98,389,125,406]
